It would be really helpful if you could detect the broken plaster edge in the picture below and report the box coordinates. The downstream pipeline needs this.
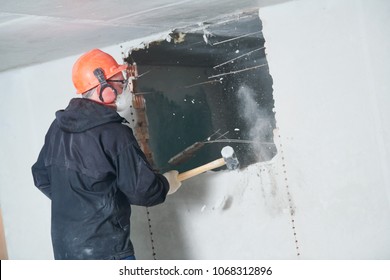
[118,8,261,58]
[118,30,174,58]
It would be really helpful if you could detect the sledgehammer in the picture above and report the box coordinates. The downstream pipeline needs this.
[177,146,239,181]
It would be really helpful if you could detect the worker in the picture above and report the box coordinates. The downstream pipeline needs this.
[31,49,181,260]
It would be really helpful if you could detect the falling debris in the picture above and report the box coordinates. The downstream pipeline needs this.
[208,63,268,79]
[207,139,274,145]
[137,70,152,78]
[199,22,214,45]
[184,79,222,88]
[212,31,262,46]
[213,47,265,69]
[203,34,209,44]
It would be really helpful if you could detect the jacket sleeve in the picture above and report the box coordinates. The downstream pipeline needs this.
[115,142,169,207]
[31,143,52,199]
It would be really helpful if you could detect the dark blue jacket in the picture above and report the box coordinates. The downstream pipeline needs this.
[32,98,169,259]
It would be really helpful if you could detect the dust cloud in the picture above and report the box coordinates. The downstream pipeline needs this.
[237,84,274,162]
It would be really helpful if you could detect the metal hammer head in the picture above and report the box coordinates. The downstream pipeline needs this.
[221,146,240,170]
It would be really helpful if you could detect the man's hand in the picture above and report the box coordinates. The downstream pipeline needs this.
[163,170,182,195]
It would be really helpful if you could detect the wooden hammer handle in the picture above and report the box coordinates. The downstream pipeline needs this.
[177,157,226,181]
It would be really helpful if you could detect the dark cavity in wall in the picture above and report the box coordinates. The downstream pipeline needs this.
[126,11,276,173]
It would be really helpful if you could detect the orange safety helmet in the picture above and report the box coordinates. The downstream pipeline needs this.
[72,49,127,94]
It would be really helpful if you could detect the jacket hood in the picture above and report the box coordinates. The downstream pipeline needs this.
[55,98,124,133]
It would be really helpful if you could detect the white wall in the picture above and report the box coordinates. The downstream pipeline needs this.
[1,0,389,259]
[258,0,390,258]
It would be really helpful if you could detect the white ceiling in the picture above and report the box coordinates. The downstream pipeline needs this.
[0,0,287,73]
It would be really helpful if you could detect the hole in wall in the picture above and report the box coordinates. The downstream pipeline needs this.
[126,11,276,173]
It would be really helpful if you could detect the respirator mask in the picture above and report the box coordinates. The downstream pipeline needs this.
[115,79,132,117]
